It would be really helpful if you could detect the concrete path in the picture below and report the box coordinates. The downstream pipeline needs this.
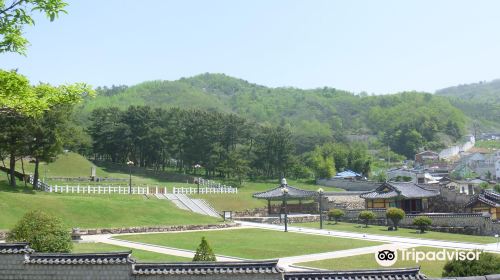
[82,234,245,262]
[235,221,500,252]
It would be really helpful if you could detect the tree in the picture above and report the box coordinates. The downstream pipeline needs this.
[0,0,68,55]
[358,210,376,228]
[192,237,216,261]
[413,216,432,233]
[479,182,490,189]
[328,209,345,224]
[442,252,500,277]
[494,184,500,193]
[7,210,72,252]
[386,208,405,230]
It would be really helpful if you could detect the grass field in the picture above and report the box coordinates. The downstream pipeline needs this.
[73,242,190,262]
[0,179,220,230]
[297,247,450,277]
[294,221,498,244]
[116,228,381,259]
[475,140,500,150]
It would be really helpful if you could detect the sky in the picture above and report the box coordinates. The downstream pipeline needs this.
[2,0,500,94]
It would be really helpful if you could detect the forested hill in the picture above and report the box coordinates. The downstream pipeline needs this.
[436,80,500,131]
[75,73,469,158]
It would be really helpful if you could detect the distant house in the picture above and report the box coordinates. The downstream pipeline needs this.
[360,182,439,213]
[438,177,487,195]
[415,151,439,166]
[334,170,364,180]
[465,190,500,220]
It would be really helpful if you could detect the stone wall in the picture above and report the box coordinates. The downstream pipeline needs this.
[316,178,378,191]
[0,223,238,241]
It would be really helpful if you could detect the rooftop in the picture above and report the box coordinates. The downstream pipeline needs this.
[285,267,427,280]
[133,260,282,275]
[360,182,439,200]
[253,184,317,201]
[24,251,134,265]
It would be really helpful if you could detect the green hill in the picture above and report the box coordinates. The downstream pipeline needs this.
[436,80,500,131]
[76,73,468,155]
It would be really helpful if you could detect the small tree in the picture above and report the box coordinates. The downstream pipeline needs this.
[358,210,376,228]
[7,210,72,252]
[328,209,345,224]
[494,184,500,193]
[443,252,500,277]
[413,216,432,233]
[386,208,405,230]
[193,237,216,261]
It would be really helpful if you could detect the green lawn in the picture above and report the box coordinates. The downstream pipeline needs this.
[475,140,500,150]
[190,179,343,211]
[0,179,220,230]
[73,242,190,262]
[294,221,497,244]
[297,247,449,278]
[116,228,381,259]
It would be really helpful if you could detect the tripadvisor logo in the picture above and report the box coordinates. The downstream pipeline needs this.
[374,245,481,267]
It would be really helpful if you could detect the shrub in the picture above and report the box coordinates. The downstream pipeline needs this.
[386,208,405,230]
[328,209,345,224]
[443,252,500,277]
[193,237,216,261]
[413,216,432,233]
[7,210,72,253]
[358,210,376,228]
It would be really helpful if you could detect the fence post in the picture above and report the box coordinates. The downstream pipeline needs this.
[156,186,158,194]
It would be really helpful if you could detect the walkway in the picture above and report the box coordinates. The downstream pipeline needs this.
[236,221,500,252]
[79,221,500,272]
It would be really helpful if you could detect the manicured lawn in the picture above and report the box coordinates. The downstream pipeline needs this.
[0,180,220,230]
[297,247,449,278]
[294,221,497,244]
[191,179,343,211]
[73,242,190,262]
[116,228,381,259]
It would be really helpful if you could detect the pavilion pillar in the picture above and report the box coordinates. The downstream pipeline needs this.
[267,200,271,215]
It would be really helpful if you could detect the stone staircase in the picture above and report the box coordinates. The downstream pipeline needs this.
[161,193,220,218]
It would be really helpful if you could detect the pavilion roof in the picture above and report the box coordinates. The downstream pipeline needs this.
[253,185,317,201]
[360,182,439,200]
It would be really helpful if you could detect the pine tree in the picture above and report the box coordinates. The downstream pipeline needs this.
[192,237,216,261]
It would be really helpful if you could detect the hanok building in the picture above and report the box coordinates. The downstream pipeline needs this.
[415,151,439,167]
[360,182,439,213]
[253,179,318,214]
[465,190,500,220]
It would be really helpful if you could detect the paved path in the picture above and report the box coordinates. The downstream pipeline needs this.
[236,221,500,252]
[79,221,500,272]
[82,234,245,262]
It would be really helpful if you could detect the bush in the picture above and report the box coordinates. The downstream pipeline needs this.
[358,210,376,228]
[413,216,432,233]
[443,252,500,277]
[7,210,72,253]
[386,208,405,230]
[193,237,216,261]
[328,209,345,224]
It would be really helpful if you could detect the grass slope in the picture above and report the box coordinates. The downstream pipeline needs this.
[295,222,497,244]
[298,247,449,278]
[73,242,190,262]
[116,228,381,259]
[0,180,220,230]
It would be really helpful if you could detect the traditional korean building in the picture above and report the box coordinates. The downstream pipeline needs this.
[360,182,439,213]
[253,179,318,214]
[465,190,500,220]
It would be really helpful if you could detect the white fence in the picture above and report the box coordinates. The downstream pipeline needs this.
[45,185,167,195]
[196,177,232,189]
[172,186,238,194]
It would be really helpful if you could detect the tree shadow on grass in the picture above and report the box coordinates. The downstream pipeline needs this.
[0,183,36,194]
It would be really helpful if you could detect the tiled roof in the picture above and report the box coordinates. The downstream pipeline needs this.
[465,190,500,208]
[25,251,134,265]
[285,267,427,280]
[360,182,439,200]
[0,242,33,254]
[133,260,283,275]
[253,185,317,200]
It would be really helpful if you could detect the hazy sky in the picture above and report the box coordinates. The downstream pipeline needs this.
[2,0,500,93]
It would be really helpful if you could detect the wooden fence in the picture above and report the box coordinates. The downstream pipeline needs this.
[45,185,167,195]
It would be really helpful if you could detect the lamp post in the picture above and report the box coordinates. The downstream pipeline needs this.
[127,160,134,194]
[281,186,289,232]
[317,188,324,229]
[194,164,201,194]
